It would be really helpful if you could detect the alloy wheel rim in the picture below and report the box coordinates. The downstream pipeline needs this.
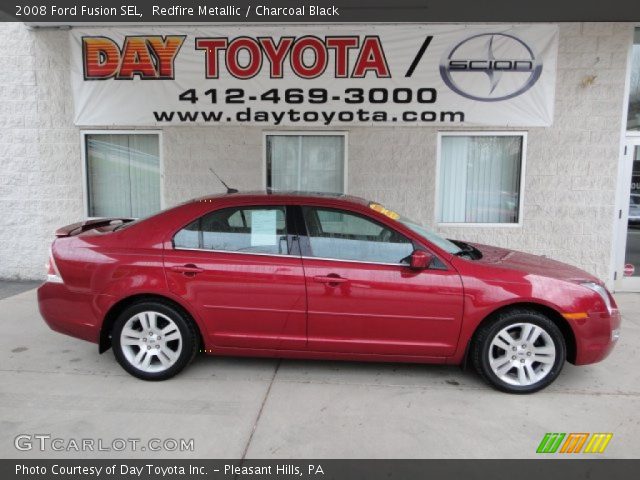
[488,322,556,386]
[120,311,182,373]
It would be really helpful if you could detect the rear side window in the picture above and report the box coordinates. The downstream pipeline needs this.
[302,207,414,264]
[174,206,288,255]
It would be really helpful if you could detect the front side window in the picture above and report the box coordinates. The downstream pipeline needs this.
[266,134,345,193]
[85,133,160,218]
[174,206,288,255]
[438,134,524,224]
[302,207,414,264]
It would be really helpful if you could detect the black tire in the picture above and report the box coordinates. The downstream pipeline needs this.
[112,300,199,380]
[470,308,566,394]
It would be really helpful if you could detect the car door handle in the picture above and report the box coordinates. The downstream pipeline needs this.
[313,275,348,285]
[170,264,204,275]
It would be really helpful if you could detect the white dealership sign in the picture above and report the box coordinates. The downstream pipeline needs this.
[70,25,558,127]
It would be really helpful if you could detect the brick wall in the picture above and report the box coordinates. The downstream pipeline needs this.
[0,23,83,280]
[0,23,634,285]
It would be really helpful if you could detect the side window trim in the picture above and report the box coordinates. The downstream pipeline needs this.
[291,205,312,257]
[285,205,302,257]
[197,217,204,250]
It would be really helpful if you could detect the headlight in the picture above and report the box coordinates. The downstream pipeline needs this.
[581,282,612,314]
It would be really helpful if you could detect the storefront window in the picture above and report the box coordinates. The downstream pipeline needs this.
[85,133,161,218]
[628,28,640,131]
[438,134,524,224]
[266,134,345,193]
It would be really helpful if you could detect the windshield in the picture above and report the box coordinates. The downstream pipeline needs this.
[396,216,462,255]
[367,202,462,255]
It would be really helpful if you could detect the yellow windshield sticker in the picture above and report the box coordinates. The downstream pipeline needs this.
[369,203,400,220]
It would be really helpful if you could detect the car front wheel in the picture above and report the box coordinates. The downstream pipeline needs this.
[112,301,198,380]
[471,309,566,393]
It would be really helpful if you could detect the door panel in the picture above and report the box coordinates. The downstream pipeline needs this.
[165,205,306,349]
[303,259,464,356]
[297,205,464,357]
[165,250,307,349]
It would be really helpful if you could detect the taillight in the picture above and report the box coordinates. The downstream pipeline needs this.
[46,247,63,284]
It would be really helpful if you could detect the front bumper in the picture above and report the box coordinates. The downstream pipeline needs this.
[572,309,621,365]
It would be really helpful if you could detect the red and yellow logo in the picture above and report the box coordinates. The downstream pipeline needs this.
[83,36,185,80]
[537,433,613,454]
[82,35,391,81]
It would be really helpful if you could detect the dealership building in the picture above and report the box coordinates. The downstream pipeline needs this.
[0,21,639,290]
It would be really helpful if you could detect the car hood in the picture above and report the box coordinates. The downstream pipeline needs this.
[468,243,600,283]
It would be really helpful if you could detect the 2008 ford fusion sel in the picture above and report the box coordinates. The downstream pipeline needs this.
[38,192,621,393]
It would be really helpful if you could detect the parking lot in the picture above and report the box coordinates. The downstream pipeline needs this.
[1,283,639,459]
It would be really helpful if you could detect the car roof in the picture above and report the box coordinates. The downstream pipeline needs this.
[192,190,372,207]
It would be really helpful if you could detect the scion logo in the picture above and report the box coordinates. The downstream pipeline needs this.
[440,32,543,102]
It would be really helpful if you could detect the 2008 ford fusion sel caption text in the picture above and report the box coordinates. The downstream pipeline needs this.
[37,192,621,393]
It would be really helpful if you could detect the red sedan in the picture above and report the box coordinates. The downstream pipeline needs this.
[38,192,621,393]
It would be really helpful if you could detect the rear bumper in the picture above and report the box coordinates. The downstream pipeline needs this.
[572,309,621,365]
[37,282,102,344]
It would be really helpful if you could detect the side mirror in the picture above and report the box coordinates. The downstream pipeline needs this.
[410,250,433,270]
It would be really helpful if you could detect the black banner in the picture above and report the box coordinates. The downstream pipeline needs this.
[3,460,639,480]
[0,0,639,23]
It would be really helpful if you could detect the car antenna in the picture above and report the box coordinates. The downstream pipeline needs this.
[209,168,238,194]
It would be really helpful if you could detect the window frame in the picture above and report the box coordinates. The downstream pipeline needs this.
[435,131,527,228]
[626,27,640,132]
[297,205,417,267]
[80,130,164,219]
[262,131,349,194]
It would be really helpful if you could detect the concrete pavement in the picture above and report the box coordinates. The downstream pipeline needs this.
[0,286,639,458]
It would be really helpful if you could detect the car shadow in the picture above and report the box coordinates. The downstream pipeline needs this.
[188,353,485,389]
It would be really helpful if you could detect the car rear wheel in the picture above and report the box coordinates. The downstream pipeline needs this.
[471,309,566,393]
[112,301,198,380]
